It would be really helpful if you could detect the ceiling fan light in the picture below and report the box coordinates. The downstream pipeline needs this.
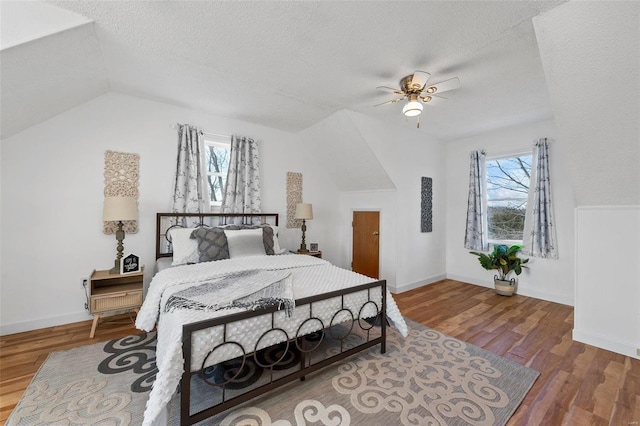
[402,100,423,117]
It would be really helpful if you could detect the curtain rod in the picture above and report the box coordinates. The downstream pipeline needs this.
[172,123,230,139]
[201,131,231,139]
[484,145,533,159]
[484,138,551,158]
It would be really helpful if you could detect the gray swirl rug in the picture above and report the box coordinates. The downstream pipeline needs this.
[8,319,538,425]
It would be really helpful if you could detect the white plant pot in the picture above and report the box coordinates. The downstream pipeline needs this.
[494,276,517,296]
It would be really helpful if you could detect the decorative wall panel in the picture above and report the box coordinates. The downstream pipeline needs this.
[421,177,433,233]
[103,150,140,234]
[286,172,303,228]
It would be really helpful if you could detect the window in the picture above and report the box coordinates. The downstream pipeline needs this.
[203,135,231,207]
[485,153,532,243]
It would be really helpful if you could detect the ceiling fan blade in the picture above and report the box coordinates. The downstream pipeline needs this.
[376,86,405,95]
[374,97,404,107]
[410,71,431,90]
[421,94,447,105]
[422,77,460,95]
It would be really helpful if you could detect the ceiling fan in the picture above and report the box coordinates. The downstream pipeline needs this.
[376,71,460,127]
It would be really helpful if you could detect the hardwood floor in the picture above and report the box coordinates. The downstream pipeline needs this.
[395,280,640,425]
[1,280,638,425]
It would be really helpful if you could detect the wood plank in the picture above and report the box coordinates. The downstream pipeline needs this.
[519,370,571,425]
[591,359,626,420]
[562,405,609,426]
[483,329,523,356]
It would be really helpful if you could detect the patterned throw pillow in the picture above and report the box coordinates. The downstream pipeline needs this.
[261,226,275,255]
[191,228,230,262]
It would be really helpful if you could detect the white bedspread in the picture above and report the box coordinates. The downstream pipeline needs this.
[136,255,407,426]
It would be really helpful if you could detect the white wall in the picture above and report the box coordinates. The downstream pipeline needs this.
[340,112,448,293]
[445,119,576,305]
[0,92,340,335]
[574,207,640,360]
[533,1,640,359]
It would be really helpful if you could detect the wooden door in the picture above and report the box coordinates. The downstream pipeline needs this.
[352,211,380,279]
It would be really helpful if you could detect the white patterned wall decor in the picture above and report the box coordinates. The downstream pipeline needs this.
[103,150,140,234]
[286,172,303,228]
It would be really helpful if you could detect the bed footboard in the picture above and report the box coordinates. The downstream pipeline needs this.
[180,280,387,425]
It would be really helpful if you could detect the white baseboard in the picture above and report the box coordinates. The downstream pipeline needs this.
[573,328,640,360]
[446,273,574,306]
[446,273,492,289]
[391,274,447,294]
[0,311,93,336]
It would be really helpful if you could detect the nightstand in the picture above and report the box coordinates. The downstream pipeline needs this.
[88,267,144,338]
[295,250,322,258]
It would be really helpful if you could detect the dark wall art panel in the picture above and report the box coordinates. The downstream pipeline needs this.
[421,177,433,232]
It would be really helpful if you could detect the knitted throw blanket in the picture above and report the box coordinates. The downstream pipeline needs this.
[163,269,294,316]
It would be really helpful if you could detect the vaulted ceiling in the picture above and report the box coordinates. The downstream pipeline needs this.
[1,1,567,141]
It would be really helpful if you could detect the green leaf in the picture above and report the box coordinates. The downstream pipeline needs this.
[470,245,529,278]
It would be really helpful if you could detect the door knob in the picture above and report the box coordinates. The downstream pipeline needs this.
[373,231,379,236]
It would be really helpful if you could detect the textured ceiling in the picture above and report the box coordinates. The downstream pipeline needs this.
[1,0,567,140]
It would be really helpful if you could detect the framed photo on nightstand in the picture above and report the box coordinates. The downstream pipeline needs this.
[310,243,319,252]
[120,253,141,274]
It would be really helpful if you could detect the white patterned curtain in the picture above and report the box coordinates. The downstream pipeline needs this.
[524,138,558,259]
[464,150,488,251]
[221,135,261,214]
[171,124,207,226]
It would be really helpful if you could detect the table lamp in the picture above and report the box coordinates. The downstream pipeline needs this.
[103,196,138,274]
[294,203,313,253]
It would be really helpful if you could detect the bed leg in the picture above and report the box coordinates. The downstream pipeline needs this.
[299,338,306,381]
[381,313,387,354]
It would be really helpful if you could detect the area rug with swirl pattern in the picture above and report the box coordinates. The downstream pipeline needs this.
[8,318,538,426]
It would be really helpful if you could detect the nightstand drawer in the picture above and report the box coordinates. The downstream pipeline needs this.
[90,290,143,313]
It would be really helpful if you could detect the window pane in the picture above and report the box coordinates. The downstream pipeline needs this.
[207,175,226,203]
[487,201,527,240]
[204,143,230,205]
[205,145,229,175]
[486,155,531,241]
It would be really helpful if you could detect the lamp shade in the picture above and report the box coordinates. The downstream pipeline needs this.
[402,100,423,117]
[294,203,313,220]
[103,196,138,222]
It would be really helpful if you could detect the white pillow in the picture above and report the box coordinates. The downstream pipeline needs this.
[169,227,199,265]
[224,228,267,258]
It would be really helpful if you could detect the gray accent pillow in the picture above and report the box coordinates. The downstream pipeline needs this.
[261,226,275,255]
[191,228,230,262]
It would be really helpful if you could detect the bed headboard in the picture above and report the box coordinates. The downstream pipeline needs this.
[156,212,279,259]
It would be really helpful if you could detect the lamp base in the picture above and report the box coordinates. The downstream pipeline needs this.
[109,259,121,275]
[110,221,125,274]
[298,219,309,254]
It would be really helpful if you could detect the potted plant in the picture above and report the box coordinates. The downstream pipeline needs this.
[470,244,529,296]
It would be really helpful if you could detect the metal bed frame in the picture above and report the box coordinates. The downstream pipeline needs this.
[155,212,387,426]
